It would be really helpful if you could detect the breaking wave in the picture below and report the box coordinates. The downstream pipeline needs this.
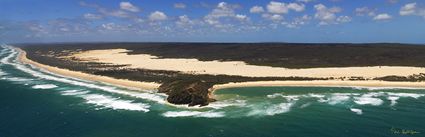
[0,70,6,76]
[162,110,225,118]
[350,108,363,115]
[247,102,294,116]
[82,94,150,112]
[2,77,33,82]
[32,84,58,89]
[263,91,424,115]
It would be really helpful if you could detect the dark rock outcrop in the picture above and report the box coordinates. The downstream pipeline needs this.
[158,80,216,106]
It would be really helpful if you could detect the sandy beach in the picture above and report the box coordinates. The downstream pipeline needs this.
[17,48,161,91]
[17,47,425,94]
[72,49,425,78]
[212,80,425,91]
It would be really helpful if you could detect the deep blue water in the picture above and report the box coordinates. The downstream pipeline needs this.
[0,45,424,137]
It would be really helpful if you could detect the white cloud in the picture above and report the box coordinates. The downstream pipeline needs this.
[102,23,115,30]
[314,4,341,25]
[283,15,311,28]
[296,0,315,3]
[100,23,129,31]
[203,2,247,27]
[267,1,288,14]
[149,11,168,21]
[400,2,425,18]
[266,1,305,14]
[313,4,350,25]
[120,2,140,12]
[106,10,131,18]
[373,13,392,20]
[207,2,236,19]
[235,14,248,21]
[80,2,133,18]
[387,0,398,4]
[250,6,264,13]
[355,7,376,16]
[262,14,284,22]
[174,3,186,9]
[83,13,102,20]
[336,16,352,23]
[400,3,416,15]
[287,3,305,12]
[176,15,194,26]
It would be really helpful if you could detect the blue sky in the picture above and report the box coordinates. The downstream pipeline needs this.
[0,0,424,43]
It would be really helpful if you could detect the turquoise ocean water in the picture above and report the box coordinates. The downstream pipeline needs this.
[0,45,424,137]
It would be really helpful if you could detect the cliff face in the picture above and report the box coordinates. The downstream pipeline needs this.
[158,80,216,106]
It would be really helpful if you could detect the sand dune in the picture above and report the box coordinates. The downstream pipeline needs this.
[212,80,425,91]
[72,49,425,78]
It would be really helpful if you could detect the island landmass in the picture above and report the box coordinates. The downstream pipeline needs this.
[15,43,425,106]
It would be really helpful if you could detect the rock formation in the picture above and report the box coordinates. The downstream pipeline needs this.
[158,80,216,106]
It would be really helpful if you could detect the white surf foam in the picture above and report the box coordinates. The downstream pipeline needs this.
[0,70,6,76]
[162,110,225,118]
[61,90,89,96]
[264,102,294,116]
[207,99,247,109]
[3,77,33,82]
[385,93,424,106]
[267,93,282,99]
[387,93,424,99]
[362,92,385,97]
[267,93,300,101]
[0,46,9,57]
[32,84,58,89]
[0,48,17,65]
[300,103,312,108]
[354,96,383,106]
[350,108,363,115]
[307,93,326,98]
[326,93,351,105]
[387,96,400,106]
[248,102,294,116]
[352,86,423,90]
[81,94,150,112]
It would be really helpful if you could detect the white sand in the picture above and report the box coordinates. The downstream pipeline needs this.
[72,49,425,78]
[211,80,425,91]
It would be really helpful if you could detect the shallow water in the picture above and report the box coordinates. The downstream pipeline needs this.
[0,45,424,137]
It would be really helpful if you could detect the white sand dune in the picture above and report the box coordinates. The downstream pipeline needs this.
[72,49,425,78]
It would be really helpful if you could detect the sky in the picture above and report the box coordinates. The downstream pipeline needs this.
[0,0,425,43]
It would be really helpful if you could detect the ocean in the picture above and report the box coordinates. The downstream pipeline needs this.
[0,45,424,137]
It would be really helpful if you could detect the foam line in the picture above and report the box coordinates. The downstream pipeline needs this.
[162,110,225,118]
[247,102,294,116]
[32,84,58,89]
[350,108,363,115]
[81,94,150,112]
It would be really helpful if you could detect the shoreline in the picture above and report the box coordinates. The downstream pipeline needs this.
[212,80,425,92]
[17,47,161,91]
[16,47,425,96]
